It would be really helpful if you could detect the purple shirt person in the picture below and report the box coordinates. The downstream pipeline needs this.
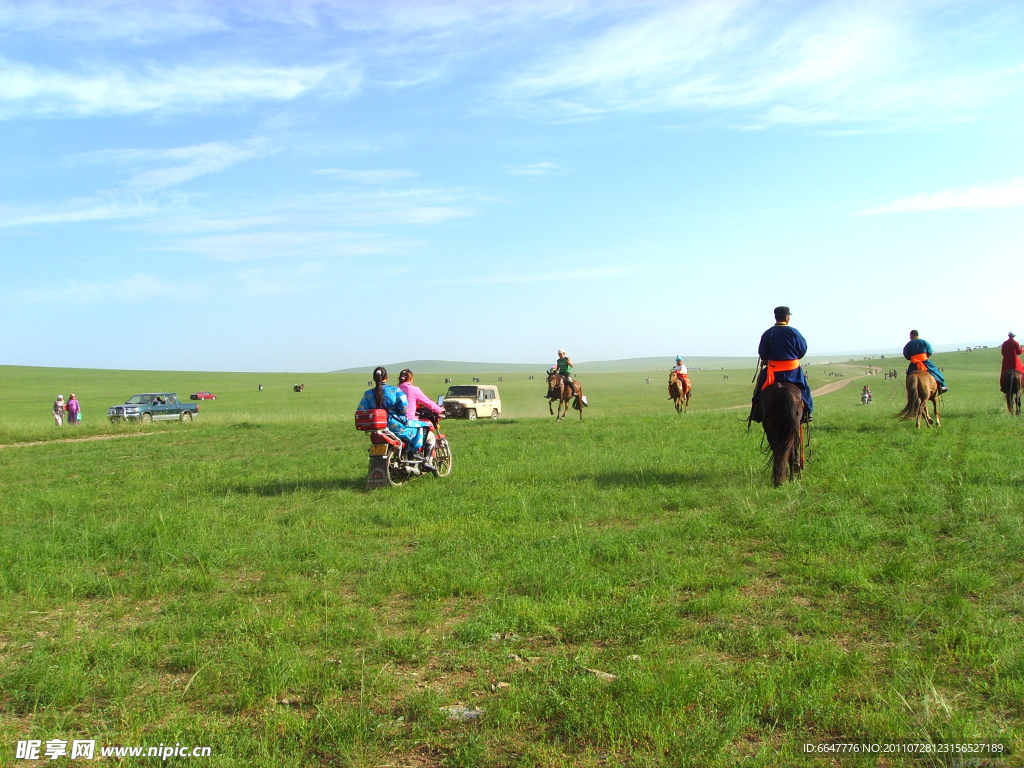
[66,394,80,425]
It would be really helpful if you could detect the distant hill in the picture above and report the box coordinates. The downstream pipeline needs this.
[333,352,932,375]
[335,356,802,374]
[333,360,546,374]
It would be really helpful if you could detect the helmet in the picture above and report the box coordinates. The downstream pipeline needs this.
[557,349,566,355]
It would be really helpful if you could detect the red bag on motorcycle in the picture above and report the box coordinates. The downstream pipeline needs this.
[355,409,388,430]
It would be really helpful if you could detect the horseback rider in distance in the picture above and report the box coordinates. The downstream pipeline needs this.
[749,306,813,424]
[671,356,691,394]
[999,331,1022,394]
[551,349,576,395]
[903,330,947,394]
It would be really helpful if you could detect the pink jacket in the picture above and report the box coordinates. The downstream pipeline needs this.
[399,383,443,422]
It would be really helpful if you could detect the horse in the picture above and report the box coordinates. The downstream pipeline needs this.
[667,371,691,413]
[547,371,584,421]
[1002,370,1023,415]
[760,382,805,486]
[896,370,941,428]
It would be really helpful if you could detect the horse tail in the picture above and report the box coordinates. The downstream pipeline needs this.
[763,384,802,486]
[776,393,802,487]
[896,373,922,421]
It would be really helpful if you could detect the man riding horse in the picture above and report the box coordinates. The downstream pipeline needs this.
[550,349,579,397]
[670,357,691,394]
[903,330,947,393]
[749,306,813,424]
[1000,331,1023,393]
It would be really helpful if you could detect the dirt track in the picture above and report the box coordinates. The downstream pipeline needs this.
[0,432,157,450]
[723,365,883,410]
[811,366,882,397]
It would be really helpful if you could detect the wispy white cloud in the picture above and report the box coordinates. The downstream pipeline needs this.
[497,1,1024,127]
[11,273,195,305]
[0,58,351,117]
[0,182,479,235]
[164,231,419,262]
[77,140,269,191]
[860,176,1024,215]
[294,188,480,227]
[504,161,571,176]
[430,263,656,286]
[0,198,165,227]
[314,168,419,184]
[235,262,328,296]
[0,0,226,42]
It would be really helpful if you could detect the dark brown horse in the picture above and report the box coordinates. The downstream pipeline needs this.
[760,382,805,486]
[896,370,941,428]
[547,371,583,421]
[1003,369,1023,415]
[667,371,691,413]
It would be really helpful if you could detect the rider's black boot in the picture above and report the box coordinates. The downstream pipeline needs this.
[748,403,762,423]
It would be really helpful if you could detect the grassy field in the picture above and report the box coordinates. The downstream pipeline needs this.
[1,350,1021,766]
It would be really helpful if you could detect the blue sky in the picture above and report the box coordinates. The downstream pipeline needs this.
[1,0,1022,371]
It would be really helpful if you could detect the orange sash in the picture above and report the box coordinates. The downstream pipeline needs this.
[910,353,928,371]
[763,359,800,389]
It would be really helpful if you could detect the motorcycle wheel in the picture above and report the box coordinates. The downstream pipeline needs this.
[385,448,408,486]
[434,438,452,477]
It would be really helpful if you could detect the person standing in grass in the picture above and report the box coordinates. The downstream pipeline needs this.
[1000,332,1023,394]
[66,394,81,426]
[52,394,65,426]
[749,306,812,423]
[903,330,947,393]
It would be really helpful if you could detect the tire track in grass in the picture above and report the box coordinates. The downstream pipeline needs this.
[0,432,159,450]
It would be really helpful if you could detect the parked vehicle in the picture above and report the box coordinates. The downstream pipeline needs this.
[441,384,501,420]
[190,391,217,400]
[108,393,199,423]
[355,407,452,488]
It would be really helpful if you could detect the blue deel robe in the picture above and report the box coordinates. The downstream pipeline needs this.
[357,385,424,451]
[902,338,946,388]
[752,323,813,414]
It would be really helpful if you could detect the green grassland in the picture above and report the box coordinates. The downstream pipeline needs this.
[1,350,1022,766]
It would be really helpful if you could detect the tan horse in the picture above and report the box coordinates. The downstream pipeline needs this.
[547,371,584,421]
[668,371,691,413]
[896,370,941,428]
[1003,369,1023,415]
[761,382,805,486]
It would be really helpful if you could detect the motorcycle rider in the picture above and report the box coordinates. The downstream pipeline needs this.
[398,369,443,471]
[357,367,435,472]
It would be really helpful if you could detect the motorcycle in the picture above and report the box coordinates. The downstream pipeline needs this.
[861,391,872,405]
[355,407,452,488]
